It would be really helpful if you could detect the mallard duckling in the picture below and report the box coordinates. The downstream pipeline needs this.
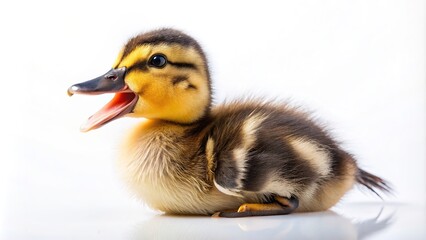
[68,28,390,217]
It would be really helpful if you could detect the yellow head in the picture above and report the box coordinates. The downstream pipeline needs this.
[68,29,211,132]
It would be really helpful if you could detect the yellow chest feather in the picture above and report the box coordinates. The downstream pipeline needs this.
[117,121,242,214]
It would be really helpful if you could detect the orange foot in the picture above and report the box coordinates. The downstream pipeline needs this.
[212,195,299,218]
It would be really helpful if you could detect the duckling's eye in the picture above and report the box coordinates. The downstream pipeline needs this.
[149,54,167,68]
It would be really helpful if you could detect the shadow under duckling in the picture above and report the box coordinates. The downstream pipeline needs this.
[68,28,391,217]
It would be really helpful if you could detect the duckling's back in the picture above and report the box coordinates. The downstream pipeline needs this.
[207,100,388,212]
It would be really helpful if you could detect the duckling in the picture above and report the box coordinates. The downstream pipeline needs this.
[68,28,391,217]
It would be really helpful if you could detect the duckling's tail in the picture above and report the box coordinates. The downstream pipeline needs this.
[356,168,392,198]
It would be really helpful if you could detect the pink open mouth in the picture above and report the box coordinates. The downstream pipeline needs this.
[80,91,138,132]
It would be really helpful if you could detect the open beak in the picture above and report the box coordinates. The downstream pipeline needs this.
[68,67,138,132]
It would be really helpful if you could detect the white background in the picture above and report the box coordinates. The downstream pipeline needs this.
[0,0,424,238]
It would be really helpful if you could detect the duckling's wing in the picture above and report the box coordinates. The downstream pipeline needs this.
[208,101,340,199]
[208,100,390,213]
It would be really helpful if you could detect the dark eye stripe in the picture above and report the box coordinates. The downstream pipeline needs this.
[127,59,197,73]
[127,60,148,73]
[168,60,197,70]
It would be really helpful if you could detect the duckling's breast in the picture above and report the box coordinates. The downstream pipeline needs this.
[117,120,248,214]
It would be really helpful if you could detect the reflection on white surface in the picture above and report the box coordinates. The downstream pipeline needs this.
[3,203,424,239]
[132,205,394,240]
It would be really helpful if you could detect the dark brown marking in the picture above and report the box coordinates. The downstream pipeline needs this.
[168,60,197,70]
[127,60,148,73]
[122,29,206,69]
[187,84,197,90]
[171,75,197,90]
[172,75,188,85]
